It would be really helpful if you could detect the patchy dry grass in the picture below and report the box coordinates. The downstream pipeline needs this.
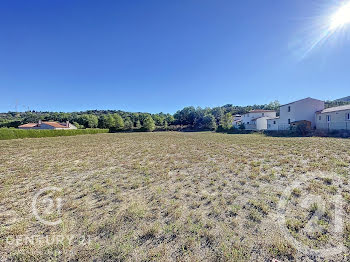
[0,132,349,261]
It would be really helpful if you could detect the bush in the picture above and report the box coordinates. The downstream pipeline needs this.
[291,122,310,136]
[216,125,225,133]
[239,123,245,130]
[72,122,84,129]
[0,128,109,140]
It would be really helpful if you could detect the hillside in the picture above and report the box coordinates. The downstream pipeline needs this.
[335,96,350,102]
[325,96,350,108]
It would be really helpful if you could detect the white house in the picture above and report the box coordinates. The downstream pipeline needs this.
[18,120,77,130]
[316,105,350,131]
[267,97,325,131]
[266,117,280,131]
[241,110,277,130]
[232,114,242,128]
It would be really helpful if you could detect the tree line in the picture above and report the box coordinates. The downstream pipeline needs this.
[1,99,347,132]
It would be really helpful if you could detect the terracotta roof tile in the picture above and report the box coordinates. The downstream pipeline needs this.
[249,110,276,113]
[18,123,38,128]
[42,122,69,128]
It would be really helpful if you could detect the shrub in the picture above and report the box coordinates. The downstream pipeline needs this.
[72,122,84,129]
[0,128,108,140]
[291,122,310,136]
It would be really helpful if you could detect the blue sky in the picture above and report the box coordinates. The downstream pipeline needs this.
[1,0,349,113]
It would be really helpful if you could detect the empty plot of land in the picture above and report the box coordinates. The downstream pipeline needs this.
[0,132,349,261]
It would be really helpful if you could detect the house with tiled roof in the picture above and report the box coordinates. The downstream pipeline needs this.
[267,97,325,131]
[316,105,350,131]
[232,114,242,128]
[18,120,77,130]
[241,110,277,130]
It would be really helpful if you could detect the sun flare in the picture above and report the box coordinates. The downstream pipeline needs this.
[329,2,350,30]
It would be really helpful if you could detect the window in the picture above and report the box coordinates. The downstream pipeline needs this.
[347,113,350,120]
[273,121,276,125]
[262,113,265,116]
[288,106,291,112]
[247,122,250,124]
[319,115,321,121]
[288,119,291,124]
[327,115,331,122]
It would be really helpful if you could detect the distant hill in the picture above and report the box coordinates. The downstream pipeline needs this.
[325,96,350,108]
[335,96,350,102]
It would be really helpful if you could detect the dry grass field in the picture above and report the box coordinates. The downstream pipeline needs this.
[0,132,349,261]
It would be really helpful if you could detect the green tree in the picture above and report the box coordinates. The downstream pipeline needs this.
[78,114,98,128]
[220,113,233,130]
[113,114,124,130]
[135,120,142,129]
[23,112,41,123]
[203,114,217,130]
[211,107,224,124]
[98,115,107,128]
[143,115,155,132]
[124,117,133,131]
[165,114,175,125]
[99,115,115,129]
[88,115,99,128]
[174,106,196,126]
[152,114,165,126]
[106,115,116,128]
[264,100,280,111]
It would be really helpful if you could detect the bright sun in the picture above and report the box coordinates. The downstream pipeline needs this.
[329,2,350,30]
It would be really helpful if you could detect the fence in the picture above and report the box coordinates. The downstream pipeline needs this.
[278,124,291,131]
[245,124,257,130]
[317,122,350,131]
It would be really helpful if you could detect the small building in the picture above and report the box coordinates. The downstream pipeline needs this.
[267,117,279,130]
[241,110,277,130]
[232,114,242,128]
[18,120,77,130]
[267,97,325,131]
[290,120,312,130]
[315,105,350,131]
[234,114,242,121]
